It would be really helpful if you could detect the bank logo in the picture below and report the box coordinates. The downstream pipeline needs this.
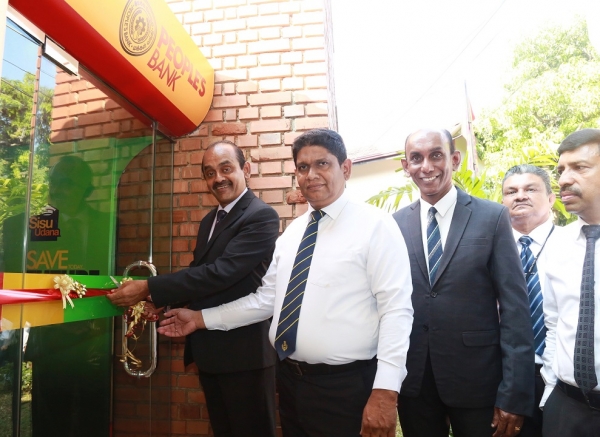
[30,205,61,241]
[120,0,157,56]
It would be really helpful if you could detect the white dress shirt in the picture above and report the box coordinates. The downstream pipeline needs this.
[208,187,248,240]
[203,192,414,392]
[541,217,600,406]
[419,186,457,271]
[511,218,556,365]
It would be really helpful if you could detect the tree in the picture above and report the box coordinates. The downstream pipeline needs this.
[369,18,593,224]
[475,17,600,185]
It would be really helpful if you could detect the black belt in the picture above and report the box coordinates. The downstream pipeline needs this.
[282,356,376,376]
[556,380,600,411]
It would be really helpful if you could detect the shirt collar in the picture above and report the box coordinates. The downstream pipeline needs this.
[419,186,457,218]
[308,192,349,221]
[218,187,248,214]
[512,217,554,245]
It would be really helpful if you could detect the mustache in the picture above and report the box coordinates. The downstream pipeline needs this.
[513,201,532,208]
[212,181,231,190]
[560,185,582,197]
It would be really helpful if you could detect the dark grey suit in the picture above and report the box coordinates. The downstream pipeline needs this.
[393,188,535,436]
[149,189,279,437]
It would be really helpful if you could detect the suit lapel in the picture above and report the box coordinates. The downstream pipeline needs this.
[195,190,255,261]
[407,201,429,282]
[432,188,471,287]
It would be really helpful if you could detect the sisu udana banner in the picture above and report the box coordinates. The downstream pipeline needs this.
[10,0,214,137]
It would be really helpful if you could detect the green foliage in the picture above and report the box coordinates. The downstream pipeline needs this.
[369,18,589,224]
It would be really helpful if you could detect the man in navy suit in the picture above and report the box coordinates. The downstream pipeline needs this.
[393,128,534,437]
[108,140,280,437]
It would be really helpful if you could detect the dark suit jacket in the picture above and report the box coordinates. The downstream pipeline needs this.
[148,189,279,374]
[392,188,534,416]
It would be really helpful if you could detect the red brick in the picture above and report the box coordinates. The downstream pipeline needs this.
[282,77,304,90]
[182,167,203,179]
[84,125,102,137]
[248,176,292,190]
[261,105,281,118]
[296,202,309,216]
[52,93,77,107]
[224,108,237,121]
[180,138,202,151]
[247,15,290,28]
[173,181,190,194]
[239,107,259,120]
[248,39,290,54]
[53,83,71,95]
[212,95,247,108]
[112,108,134,120]
[272,204,293,217]
[248,91,292,106]
[215,69,248,83]
[283,160,296,173]
[259,78,281,92]
[294,89,328,103]
[284,131,302,145]
[237,81,259,94]
[51,117,76,130]
[250,146,292,161]
[67,128,84,140]
[249,119,290,133]
[190,151,204,165]
[68,104,87,116]
[296,116,329,131]
[103,122,120,135]
[211,122,247,136]
[191,180,209,193]
[259,132,281,145]
[223,83,235,95]
[261,189,283,203]
[238,135,258,148]
[71,81,90,92]
[78,88,107,101]
[260,161,281,174]
[179,194,200,207]
[305,103,328,116]
[77,112,112,126]
[203,109,223,122]
[249,65,291,80]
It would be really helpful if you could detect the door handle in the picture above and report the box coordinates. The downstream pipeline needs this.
[121,260,158,378]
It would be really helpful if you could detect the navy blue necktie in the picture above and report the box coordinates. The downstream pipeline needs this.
[275,210,325,360]
[575,225,600,394]
[216,209,227,224]
[427,207,443,284]
[519,236,546,356]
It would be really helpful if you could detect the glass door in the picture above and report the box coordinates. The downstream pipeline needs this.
[0,15,173,437]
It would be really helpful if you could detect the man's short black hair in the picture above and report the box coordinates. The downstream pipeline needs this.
[292,129,347,165]
[203,140,246,171]
[558,128,600,156]
[502,164,553,195]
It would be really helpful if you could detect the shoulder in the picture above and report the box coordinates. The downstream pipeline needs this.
[392,200,418,220]
[462,193,506,217]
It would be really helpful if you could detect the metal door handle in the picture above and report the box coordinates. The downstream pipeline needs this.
[122,261,158,378]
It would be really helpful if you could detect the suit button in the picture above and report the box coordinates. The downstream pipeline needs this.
[422,325,429,332]
[430,291,437,298]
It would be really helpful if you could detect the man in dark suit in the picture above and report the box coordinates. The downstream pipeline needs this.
[393,128,535,437]
[108,140,280,437]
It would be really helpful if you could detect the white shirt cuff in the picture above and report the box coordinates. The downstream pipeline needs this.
[202,308,225,331]
[373,359,405,392]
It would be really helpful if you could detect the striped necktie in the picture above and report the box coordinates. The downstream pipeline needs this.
[216,209,227,224]
[427,207,443,284]
[274,210,325,360]
[519,236,546,356]
[575,225,600,394]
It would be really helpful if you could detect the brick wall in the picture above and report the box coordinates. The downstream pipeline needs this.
[49,0,331,435]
